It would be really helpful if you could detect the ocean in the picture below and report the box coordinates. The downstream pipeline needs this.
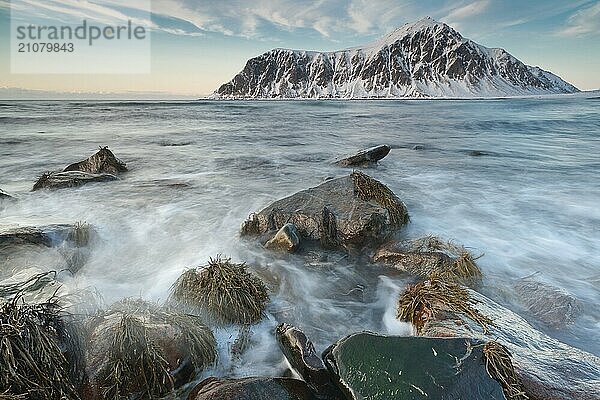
[0,97,598,378]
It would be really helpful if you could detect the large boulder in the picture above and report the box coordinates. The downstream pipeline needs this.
[276,324,343,399]
[514,279,583,329]
[32,171,118,191]
[188,377,318,400]
[241,172,408,250]
[171,256,269,325]
[63,146,127,175]
[334,145,391,167]
[323,333,506,400]
[84,299,216,400]
[397,279,600,400]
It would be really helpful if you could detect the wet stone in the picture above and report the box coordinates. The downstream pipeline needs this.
[323,333,506,400]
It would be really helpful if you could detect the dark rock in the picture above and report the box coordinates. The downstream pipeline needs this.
[412,145,425,150]
[265,223,301,253]
[0,188,13,199]
[84,299,216,400]
[32,171,118,191]
[0,223,90,248]
[276,324,343,399]
[467,150,489,157]
[63,146,127,175]
[241,172,408,250]
[419,289,600,400]
[188,377,318,400]
[323,333,506,399]
[514,279,583,329]
[334,145,391,167]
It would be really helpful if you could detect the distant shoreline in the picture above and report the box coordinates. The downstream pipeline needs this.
[1,89,598,102]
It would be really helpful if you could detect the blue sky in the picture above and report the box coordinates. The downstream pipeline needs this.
[0,0,599,96]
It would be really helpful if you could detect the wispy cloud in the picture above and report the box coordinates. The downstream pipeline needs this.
[558,1,600,37]
[444,0,490,21]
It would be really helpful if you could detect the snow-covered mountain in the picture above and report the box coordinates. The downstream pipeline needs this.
[214,17,578,99]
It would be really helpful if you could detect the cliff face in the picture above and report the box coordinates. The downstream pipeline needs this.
[215,17,578,99]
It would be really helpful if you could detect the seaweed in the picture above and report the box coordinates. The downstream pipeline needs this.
[399,235,483,283]
[171,256,269,325]
[70,222,91,247]
[351,171,409,226]
[241,213,261,236]
[97,314,173,399]
[483,341,528,400]
[0,296,83,400]
[94,300,216,399]
[396,274,492,334]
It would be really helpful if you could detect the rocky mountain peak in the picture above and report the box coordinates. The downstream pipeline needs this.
[215,18,578,99]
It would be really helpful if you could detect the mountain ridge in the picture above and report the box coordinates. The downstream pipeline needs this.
[214,17,578,99]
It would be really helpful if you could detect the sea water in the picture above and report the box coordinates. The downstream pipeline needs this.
[0,98,598,378]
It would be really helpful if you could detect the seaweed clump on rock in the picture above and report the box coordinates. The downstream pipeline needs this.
[396,273,492,334]
[0,296,84,400]
[171,256,269,325]
[84,299,216,400]
[483,341,529,400]
[374,235,482,284]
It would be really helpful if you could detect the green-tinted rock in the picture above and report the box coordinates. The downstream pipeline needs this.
[323,333,506,400]
[188,377,318,400]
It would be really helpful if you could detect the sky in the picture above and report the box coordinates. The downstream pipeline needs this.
[0,0,599,97]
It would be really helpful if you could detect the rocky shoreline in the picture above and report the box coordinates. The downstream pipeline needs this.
[1,146,598,400]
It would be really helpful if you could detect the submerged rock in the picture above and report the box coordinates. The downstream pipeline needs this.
[323,333,506,400]
[0,223,91,248]
[514,279,583,329]
[373,236,482,284]
[241,171,408,250]
[188,377,318,400]
[334,145,391,167]
[84,299,216,400]
[265,223,301,253]
[276,324,342,399]
[63,146,127,175]
[408,287,600,400]
[0,223,93,275]
[32,171,118,191]
[171,256,269,325]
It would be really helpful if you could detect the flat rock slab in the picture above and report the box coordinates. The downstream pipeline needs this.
[242,172,408,249]
[188,377,318,400]
[422,290,600,400]
[323,333,506,400]
[514,279,583,329]
[335,145,391,167]
[0,224,86,247]
[33,171,118,191]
